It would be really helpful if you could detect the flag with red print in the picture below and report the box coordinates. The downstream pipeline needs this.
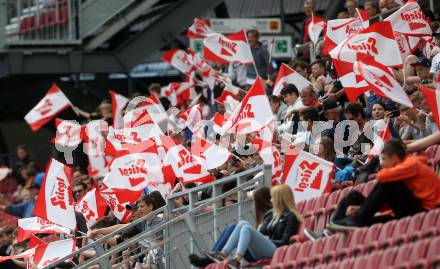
[308,14,326,44]
[187,18,213,38]
[103,140,170,203]
[17,217,70,243]
[212,112,230,135]
[109,90,129,129]
[282,146,334,202]
[273,63,311,96]
[353,57,412,107]
[225,77,274,134]
[0,247,36,263]
[366,119,391,162]
[215,90,239,104]
[161,48,195,74]
[385,0,432,38]
[160,135,214,184]
[251,137,283,184]
[33,158,76,230]
[75,188,108,229]
[191,138,231,170]
[419,85,440,129]
[106,125,162,156]
[204,30,254,64]
[329,21,402,68]
[99,185,132,223]
[179,104,203,133]
[25,83,72,132]
[162,82,196,106]
[53,118,83,148]
[30,237,76,268]
[83,120,110,177]
[322,17,369,56]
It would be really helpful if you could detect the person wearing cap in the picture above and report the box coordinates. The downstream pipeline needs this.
[405,56,433,87]
[0,182,39,218]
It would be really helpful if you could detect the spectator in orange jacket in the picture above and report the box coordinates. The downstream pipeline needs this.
[328,139,440,231]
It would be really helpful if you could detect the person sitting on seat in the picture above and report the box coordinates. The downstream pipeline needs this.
[205,185,302,269]
[328,139,440,231]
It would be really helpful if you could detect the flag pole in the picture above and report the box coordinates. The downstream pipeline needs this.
[267,37,275,76]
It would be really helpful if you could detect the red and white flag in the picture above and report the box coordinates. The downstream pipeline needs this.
[281,146,334,202]
[191,138,231,170]
[162,82,196,106]
[33,158,76,230]
[308,14,326,44]
[419,85,440,129]
[106,124,162,156]
[385,0,432,38]
[83,120,110,177]
[212,112,229,135]
[0,166,11,181]
[75,188,107,229]
[99,185,132,223]
[215,90,239,104]
[224,77,274,134]
[54,118,83,148]
[187,18,213,38]
[109,90,129,129]
[329,21,402,68]
[366,119,391,162]
[0,247,36,263]
[30,237,76,268]
[160,135,214,183]
[322,17,369,56]
[353,56,412,107]
[179,104,203,133]
[272,63,311,96]
[161,48,195,74]
[25,84,72,132]
[251,137,283,184]
[204,30,254,64]
[17,217,70,242]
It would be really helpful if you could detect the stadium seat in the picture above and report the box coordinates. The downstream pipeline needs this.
[309,233,343,266]
[290,216,316,243]
[263,245,288,269]
[367,219,397,250]
[294,237,326,268]
[398,212,424,242]
[283,241,312,269]
[377,248,398,268]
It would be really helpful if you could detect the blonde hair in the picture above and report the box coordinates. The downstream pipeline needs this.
[270,185,303,224]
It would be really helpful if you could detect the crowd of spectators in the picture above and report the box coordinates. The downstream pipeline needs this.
[0,0,439,268]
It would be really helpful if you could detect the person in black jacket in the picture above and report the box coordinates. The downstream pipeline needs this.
[211,184,303,268]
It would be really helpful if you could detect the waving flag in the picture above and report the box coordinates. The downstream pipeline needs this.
[251,137,283,184]
[33,158,76,230]
[385,0,432,38]
[75,188,107,228]
[17,217,70,242]
[308,14,326,44]
[282,146,334,202]
[30,237,76,268]
[329,21,402,68]
[161,48,195,74]
[353,57,412,107]
[109,90,129,129]
[54,118,83,148]
[322,17,369,55]
[106,125,162,155]
[366,119,391,162]
[225,77,274,134]
[99,184,132,223]
[212,112,229,135]
[162,82,196,106]
[0,247,36,263]
[187,18,213,38]
[179,104,203,133]
[160,135,214,183]
[25,84,72,132]
[216,90,240,104]
[273,63,311,96]
[191,138,231,170]
[419,85,440,129]
[204,30,254,64]
[83,120,110,177]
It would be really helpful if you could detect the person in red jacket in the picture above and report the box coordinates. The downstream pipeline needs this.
[328,139,440,231]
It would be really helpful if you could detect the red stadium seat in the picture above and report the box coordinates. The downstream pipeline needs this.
[294,237,326,268]
[413,209,440,239]
[263,245,288,269]
[377,248,398,268]
[290,216,316,243]
[368,219,397,250]
[398,212,425,242]
[284,241,312,269]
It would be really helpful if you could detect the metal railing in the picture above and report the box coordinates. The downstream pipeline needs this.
[45,165,272,269]
[1,0,81,45]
